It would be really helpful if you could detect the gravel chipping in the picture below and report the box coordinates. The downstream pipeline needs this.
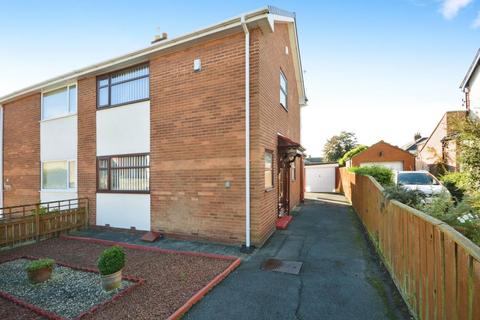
[0,259,133,319]
[0,238,234,319]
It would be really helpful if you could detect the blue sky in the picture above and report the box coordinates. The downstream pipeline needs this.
[0,0,479,156]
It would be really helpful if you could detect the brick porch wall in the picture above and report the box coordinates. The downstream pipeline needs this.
[3,93,41,207]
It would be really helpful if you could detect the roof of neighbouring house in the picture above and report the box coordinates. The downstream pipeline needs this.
[402,137,428,153]
[351,140,415,160]
[418,111,467,153]
[460,48,480,90]
[305,157,324,165]
[0,5,306,106]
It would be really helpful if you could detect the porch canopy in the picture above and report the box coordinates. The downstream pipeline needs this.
[277,134,305,161]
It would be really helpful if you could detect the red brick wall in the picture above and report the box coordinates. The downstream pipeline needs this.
[77,77,97,224]
[351,141,415,171]
[3,94,41,206]
[252,22,302,245]
[149,32,248,244]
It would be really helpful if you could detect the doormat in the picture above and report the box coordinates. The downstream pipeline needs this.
[261,258,303,275]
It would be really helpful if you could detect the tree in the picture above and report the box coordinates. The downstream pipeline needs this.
[338,145,368,166]
[323,131,358,162]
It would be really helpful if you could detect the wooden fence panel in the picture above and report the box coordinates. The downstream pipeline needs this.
[338,168,480,320]
[0,198,88,248]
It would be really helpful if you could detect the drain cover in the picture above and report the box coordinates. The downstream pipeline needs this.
[261,258,303,275]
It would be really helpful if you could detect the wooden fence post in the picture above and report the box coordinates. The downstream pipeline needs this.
[35,204,40,242]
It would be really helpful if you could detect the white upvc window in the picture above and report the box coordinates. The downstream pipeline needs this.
[280,71,288,110]
[41,160,76,190]
[41,84,77,120]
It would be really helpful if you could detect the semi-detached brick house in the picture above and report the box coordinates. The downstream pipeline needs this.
[0,6,307,248]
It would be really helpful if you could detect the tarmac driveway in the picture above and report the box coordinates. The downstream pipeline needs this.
[185,193,411,320]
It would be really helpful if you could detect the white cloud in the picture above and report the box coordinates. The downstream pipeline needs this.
[472,11,480,27]
[440,0,473,19]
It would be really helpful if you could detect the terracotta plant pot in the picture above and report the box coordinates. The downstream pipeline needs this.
[101,269,122,291]
[27,267,53,284]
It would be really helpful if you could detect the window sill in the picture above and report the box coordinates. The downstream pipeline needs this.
[96,191,150,195]
[40,113,77,123]
[265,187,274,193]
[40,189,77,193]
[280,104,288,112]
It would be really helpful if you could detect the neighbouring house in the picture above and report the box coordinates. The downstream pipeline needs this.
[416,111,466,174]
[460,48,480,120]
[304,156,323,165]
[348,140,415,171]
[402,136,428,155]
[0,6,307,247]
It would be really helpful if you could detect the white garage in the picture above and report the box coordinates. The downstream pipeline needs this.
[305,163,338,193]
[359,161,403,171]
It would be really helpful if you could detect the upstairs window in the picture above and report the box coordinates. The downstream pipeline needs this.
[280,71,288,110]
[97,154,150,193]
[97,64,150,109]
[42,85,77,120]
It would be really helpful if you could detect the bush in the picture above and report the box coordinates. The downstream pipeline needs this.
[25,258,55,272]
[338,145,368,166]
[97,246,125,276]
[439,172,469,202]
[349,165,394,186]
[384,185,425,208]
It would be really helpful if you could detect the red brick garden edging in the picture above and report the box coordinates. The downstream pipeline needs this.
[59,235,242,319]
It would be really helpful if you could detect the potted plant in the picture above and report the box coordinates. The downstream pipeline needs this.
[98,246,125,291]
[25,258,55,284]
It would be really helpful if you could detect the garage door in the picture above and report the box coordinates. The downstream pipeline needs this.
[305,165,337,193]
[359,161,403,171]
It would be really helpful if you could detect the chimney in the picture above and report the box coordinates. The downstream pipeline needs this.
[151,32,168,44]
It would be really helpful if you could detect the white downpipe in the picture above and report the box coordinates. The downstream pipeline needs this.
[241,16,251,248]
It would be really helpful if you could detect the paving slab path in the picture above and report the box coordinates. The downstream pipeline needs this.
[184,193,411,320]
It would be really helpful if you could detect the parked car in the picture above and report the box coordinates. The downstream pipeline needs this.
[393,171,451,197]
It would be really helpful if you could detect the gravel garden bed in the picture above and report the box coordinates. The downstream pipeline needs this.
[0,238,238,319]
[0,258,138,319]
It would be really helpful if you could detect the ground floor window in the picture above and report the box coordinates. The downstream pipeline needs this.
[97,153,150,193]
[265,150,274,189]
[291,161,296,181]
[42,160,76,190]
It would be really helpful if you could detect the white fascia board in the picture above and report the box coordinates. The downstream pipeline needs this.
[460,49,480,90]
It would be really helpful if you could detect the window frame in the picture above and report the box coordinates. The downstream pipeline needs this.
[41,83,77,121]
[290,160,296,182]
[279,70,288,111]
[96,153,150,194]
[41,159,77,192]
[96,63,150,110]
[264,150,274,191]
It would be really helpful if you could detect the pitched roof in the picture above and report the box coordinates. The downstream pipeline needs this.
[402,137,428,152]
[351,140,415,160]
[0,6,306,106]
[460,48,480,90]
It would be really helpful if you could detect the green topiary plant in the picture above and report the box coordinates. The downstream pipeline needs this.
[348,165,394,186]
[25,258,55,273]
[97,246,125,276]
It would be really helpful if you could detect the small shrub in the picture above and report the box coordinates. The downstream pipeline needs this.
[338,145,368,166]
[349,165,394,186]
[384,185,425,208]
[25,258,55,272]
[98,246,125,276]
[440,172,469,202]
